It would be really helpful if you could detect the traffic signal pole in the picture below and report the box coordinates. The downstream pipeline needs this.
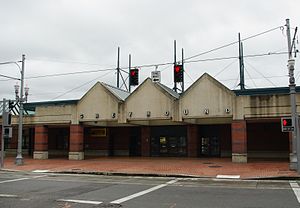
[286,19,300,172]
[1,99,6,168]
[129,54,131,93]
[174,40,177,92]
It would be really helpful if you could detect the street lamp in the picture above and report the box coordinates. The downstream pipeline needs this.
[15,54,26,165]
[0,54,27,165]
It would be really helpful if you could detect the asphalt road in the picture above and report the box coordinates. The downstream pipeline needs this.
[0,171,299,208]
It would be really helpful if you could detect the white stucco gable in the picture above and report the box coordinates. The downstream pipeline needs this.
[124,78,179,121]
[77,82,125,121]
[180,73,235,119]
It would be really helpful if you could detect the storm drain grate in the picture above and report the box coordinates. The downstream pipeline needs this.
[97,203,122,208]
[208,165,222,168]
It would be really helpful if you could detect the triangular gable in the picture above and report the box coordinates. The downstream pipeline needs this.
[77,82,123,120]
[79,82,126,104]
[182,73,235,98]
[125,78,178,120]
[180,73,235,118]
[125,78,179,102]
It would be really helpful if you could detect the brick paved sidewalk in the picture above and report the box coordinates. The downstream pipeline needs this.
[1,157,299,179]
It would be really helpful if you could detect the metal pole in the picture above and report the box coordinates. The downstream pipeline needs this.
[15,54,25,165]
[129,54,131,93]
[117,47,120,88]
[286,19,299,171]
[174,40,177,92]
[182,48,184,92]
[1,99,5,168]
[238,33,245,90]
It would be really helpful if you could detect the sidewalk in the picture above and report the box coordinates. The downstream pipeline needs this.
[1,156,299,179]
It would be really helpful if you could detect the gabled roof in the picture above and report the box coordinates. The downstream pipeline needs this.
[156,82,180,99]
[182,73,235,98]
[101,82,130,101]
[125,78,180,101]
[79,82,130,103]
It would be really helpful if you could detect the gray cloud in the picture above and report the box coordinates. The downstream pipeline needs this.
[0,0,299,101]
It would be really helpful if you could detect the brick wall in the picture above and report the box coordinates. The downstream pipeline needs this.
[231,120,247,154]
[141,126,150,156]
[187,125,198,157]
[34,125,48,151]
[70,125,84,152]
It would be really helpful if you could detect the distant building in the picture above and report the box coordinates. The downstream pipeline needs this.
[0,73,297,162]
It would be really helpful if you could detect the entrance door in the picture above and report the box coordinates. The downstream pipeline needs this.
[200,137,220,157]
[129,135,141,156]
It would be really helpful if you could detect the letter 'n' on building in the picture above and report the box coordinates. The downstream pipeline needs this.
[180,73,235,159]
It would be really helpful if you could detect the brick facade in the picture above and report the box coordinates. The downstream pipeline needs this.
[69,125,84,152]
[34,125,48,151]
[231,120,247,162]
[141,126,150,156]
[187,125,198,157]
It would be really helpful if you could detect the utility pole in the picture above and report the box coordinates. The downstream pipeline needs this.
[181,48,184,92]
[129,54,131,93]
[15,54,25,165]
[238,33,245,90]
[174,40,177,92]
[286,19,299,172]
[1,99,6,168]
[117,47,120,88]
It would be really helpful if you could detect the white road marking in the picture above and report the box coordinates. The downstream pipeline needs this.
[0,175,47,184]
[0,177,30,184]
[0,194,18,198]
[32,175,48,179]
[110,179,178,204]
[57,199,102,205]
[32,170,49,173]
[290,181,300,203]
[216,175,240,179]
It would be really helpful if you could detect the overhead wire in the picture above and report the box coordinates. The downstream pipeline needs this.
[20,51,293,80]
[244,68,257,88]
[213,59,238,78]
[244,60,277,87]
[51,70,112,100]
[184,26,283,61]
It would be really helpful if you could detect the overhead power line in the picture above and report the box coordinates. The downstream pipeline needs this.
[21,51,293,81]
[184,26,283,61]
[51,70,112,100]
[0,73,20,80]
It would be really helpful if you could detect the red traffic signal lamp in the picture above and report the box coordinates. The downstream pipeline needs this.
[281,117,294,132]
[174,64,183,83]
[129,68,139,86]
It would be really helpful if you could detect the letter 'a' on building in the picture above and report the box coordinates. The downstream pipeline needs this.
[174,64,183,82]
[129,68,139,86]
[281,117,294,132]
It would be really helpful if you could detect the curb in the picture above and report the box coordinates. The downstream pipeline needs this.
[52,170,213,179]
[1,169,299,181]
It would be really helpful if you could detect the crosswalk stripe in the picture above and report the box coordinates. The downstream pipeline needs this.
[57,199,102,205]
[290,181,300,203]
[110,179,178,204]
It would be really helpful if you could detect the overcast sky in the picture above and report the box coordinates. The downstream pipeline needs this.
[0,0,299,102]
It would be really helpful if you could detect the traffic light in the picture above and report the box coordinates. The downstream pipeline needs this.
[281,117,294,132]
[129,68,139,86]
[174,64,183,82]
